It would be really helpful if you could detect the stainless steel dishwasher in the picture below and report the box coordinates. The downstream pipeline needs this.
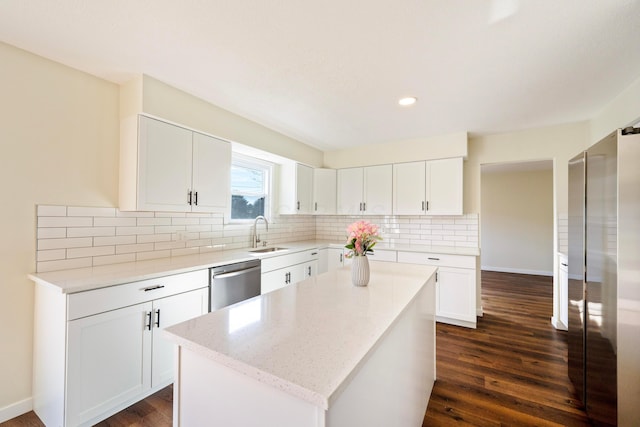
[210,259,261,311]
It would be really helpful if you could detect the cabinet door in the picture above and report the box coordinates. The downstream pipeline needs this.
[261,268,291,294]
[296,164,314,214]
[67,302,152,427]
[317,248,329,274]
[337,168,363,215]
[426,158,463,215]
[151,288,208,388]
[393,162,426,215]
[138,116,193,212]
[192,132,231,213]
[328,248,345,271]
[292,260,318,283]
[363,165,393,215]
[313,168,337,214]
[436,266,476,324]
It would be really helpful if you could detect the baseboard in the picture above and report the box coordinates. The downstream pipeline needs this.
[481,265,553,277]
[476,306,483,317]
[551,316,568,331]
[0,397,32,423]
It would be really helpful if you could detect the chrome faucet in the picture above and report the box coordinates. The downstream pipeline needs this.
[252,215,269,248]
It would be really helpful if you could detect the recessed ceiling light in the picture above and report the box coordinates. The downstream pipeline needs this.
[398,97,417,106]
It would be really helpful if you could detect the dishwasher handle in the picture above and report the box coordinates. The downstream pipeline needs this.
[213,265,261,280]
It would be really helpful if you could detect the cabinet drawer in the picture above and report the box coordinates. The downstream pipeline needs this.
[397,251,475,269]
[368,249,397,262]
[68,270,209,320]
[261,249,319,273]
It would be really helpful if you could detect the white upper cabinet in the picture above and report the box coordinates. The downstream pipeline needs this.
[393,158,463,216]
[120,115,231,212]
[313,168,336,215]
[426,157,463,215]
[191,131,231,212]
[337,167,364,215]
[279,162,313,214]
[337,165,392,215]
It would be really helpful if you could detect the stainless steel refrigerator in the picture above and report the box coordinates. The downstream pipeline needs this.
[568,128,640,426]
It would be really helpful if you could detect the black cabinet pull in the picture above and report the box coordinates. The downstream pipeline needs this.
[145,311,152,331]
[143,285,165,292]
[315,202,318,211]
[426,201,429,211]
[154,309,161,328]
[194,191,198,206]
[339,253,343,263]
[187,190,193,205]
[561,263,568,267]
[308,266,312,276]
[428,257,440,261]
[422,201,425,211]
[297,201,300,210]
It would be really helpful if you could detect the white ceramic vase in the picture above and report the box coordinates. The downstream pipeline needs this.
[351,255,370,287]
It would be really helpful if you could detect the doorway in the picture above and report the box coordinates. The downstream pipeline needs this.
[480,160,554,277]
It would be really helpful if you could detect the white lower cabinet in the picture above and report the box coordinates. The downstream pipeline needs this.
[261,249,319,294]
[397,251,477,328]
[33,270,209,427]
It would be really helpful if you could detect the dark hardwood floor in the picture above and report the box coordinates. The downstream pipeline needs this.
[3,271,589,427]
[423,271,590,426]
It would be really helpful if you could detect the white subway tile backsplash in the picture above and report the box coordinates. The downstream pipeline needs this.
[93,253,136,266]
[37,257,92,273]
[94,217,137,227]
[39,217,93,228]
[67,246,115,259]
[154,225,186,234]
[116,243,155,254]
[37,205,67,217]
[136,217,172,226]
[154,241,186,251]
[67,206,116,217]
[116,226,155,236]
[36,205,481,273]
[37,249,66,262]
[116,210,154,218]
[38,237,93,250]
[38,227,67,239]
[136,250,171,261]
[136,234,172,244]
[67,227,116,238]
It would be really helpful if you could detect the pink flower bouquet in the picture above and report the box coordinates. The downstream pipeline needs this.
[345,220,382,258]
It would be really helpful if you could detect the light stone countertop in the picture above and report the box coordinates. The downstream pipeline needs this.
[163,262,437,410]
[28,239,478,294]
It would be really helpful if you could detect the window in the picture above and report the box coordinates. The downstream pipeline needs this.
[230,155,272,220]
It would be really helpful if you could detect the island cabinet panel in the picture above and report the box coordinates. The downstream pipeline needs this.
[169,264,436,427]
[31,270,208,427]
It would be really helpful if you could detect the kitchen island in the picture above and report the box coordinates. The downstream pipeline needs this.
[164,261,437,427]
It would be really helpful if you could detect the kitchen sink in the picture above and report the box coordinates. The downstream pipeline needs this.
[248,247,288,254]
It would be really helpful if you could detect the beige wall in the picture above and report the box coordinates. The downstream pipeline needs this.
[481,168,554,275]
[323,131,468,168]
[0,42,120,411]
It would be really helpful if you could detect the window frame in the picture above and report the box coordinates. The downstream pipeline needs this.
[228,153,274,224]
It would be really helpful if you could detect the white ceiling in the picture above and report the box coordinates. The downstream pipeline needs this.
[1,1,640,151]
